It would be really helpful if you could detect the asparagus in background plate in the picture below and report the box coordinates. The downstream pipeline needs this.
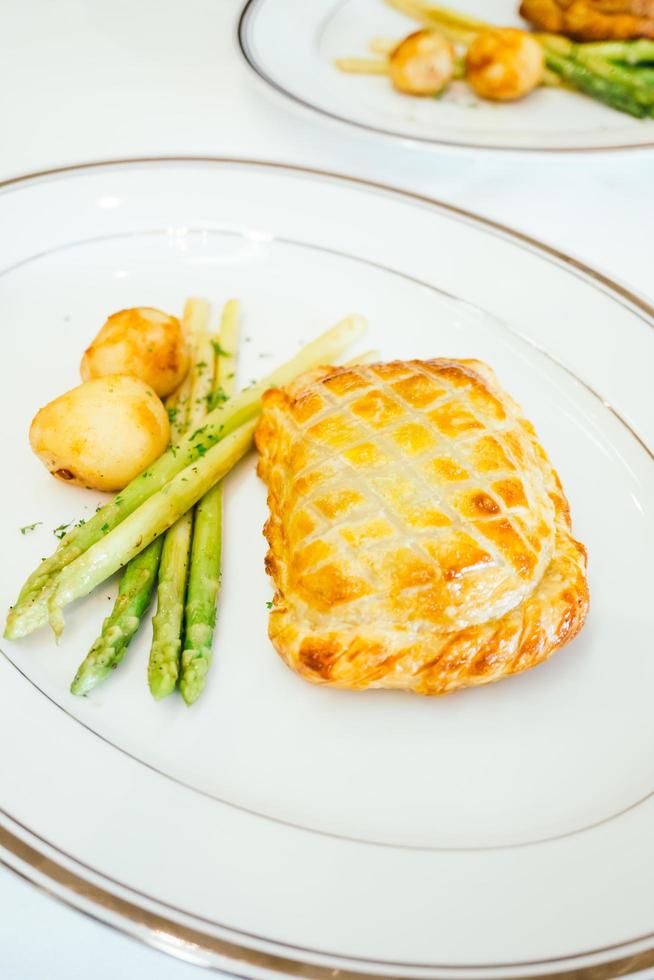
[542,35,654,118]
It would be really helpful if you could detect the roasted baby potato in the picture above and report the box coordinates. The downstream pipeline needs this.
[80,307,189,398]
[389,29,455,95]
[29,375,170,492]
[466,28,544,101]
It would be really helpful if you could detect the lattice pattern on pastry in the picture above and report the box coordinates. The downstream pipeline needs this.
[259,359,556,633]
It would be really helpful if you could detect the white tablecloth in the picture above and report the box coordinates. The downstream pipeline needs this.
[1,1,652,977]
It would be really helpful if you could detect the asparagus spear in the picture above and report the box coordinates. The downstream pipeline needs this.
[148,510,193,699]
[148,299,215,699]
[576,39,654,66]
[335,57,390,75]
[578,55,654,106]
[544,48,650,117]
[178,484,223,705]
[69,536,164,696]
[5,315,366,639]
[210,298,239,393]
[179,300,240,705]
[613,64,654,86]
[384,0,484,42]
[536,34,654,116]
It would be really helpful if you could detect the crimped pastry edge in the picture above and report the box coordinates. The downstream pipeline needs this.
[256,360,589,696]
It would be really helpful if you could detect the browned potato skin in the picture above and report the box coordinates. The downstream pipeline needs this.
[29,375,170,492]
[389,29,455,95]
[80,307,189,398]
[466,29,544,101]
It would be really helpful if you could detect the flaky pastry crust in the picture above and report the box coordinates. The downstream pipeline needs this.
[255,359,588,696]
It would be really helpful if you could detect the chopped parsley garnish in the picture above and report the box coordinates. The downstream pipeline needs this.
[101,523,109,533]
[167,406,180,424]
[53,521,72,540]
[211,340,229,357]
[196,360,208,375]
[266,600,273,609]
[210,387,229,409]
[20,522,42,536]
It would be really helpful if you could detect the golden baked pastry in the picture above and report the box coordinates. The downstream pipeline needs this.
[255,359,588,696]
[520,0,654,40]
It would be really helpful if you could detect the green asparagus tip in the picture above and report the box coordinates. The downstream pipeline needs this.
[71,671,96,697]
[70,639,117,696]
[148,658,180,700]
[70,673,90,696]
[179,653,210,706]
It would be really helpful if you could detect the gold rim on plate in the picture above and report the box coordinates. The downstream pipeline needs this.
[0,156,652,979]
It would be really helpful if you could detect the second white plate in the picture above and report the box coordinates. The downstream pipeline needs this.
[238,0,654,151]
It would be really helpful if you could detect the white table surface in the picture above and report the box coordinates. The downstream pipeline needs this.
[1,1,652,977]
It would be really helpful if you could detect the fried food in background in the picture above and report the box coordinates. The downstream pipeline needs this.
[520,0,654,40]
[389,28,455,94]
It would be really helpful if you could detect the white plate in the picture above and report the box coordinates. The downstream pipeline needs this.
[0,159,653,979]
[238,0,654,152]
